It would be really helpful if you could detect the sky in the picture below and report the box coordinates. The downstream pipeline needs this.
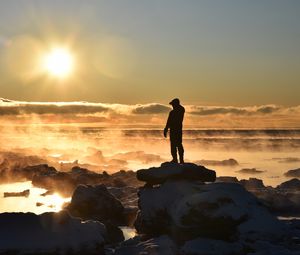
[0,1,299,127]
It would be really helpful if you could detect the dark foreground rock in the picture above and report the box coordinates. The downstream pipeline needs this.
[67,184,125,243]
[216,176,239,183]
[0,210,106,255]
[136,162,216,185]
[112,235,178,255]
[26,165,141,197]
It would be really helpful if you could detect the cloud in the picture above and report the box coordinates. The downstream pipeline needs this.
[0,99,171,116]
[2,98,295,117]
[0,100,111,115]
[0,98,299,127]
[132,103,170,114]
[189,104,282,116]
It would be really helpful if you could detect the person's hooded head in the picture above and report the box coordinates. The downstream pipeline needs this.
[169,98,180,109]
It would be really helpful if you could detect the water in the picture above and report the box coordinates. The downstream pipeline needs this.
[0,182,70,214]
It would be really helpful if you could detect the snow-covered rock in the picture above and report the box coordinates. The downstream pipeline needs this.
[113,235,178,255]
[135,181,286,242]
[248,240,300,255]
[67,184,124,224]
[67,184,125,243]
[136,162,216,185]
[0,210,106,255]
[180,237,243,255]
[254,188,299,214]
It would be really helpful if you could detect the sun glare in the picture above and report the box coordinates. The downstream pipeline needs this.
[43,48,74,78]
[47,193,70,212]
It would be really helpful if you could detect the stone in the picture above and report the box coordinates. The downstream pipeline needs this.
[277,178,300,191]
[67,184,125,243]
[136,162,216,185]
[134,181,286,242]
[0,210,106,254]
[216,176,239,183]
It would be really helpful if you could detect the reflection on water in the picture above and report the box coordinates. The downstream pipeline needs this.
[0,182,71,214]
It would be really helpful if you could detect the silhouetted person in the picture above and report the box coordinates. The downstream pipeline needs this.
[164,98,185,163]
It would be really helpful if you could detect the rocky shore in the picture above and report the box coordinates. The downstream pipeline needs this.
[1,162,300,254]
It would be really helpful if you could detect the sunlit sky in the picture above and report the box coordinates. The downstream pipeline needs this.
[0,0,299,106]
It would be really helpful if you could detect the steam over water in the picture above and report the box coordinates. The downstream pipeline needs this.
[1,126,300,187]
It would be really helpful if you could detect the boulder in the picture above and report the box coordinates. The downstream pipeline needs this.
[239,178,266,191]
[195,158,239,167]
[284,168,300,178]
[254,189,299,214]
[113,235,178,255]
[136,162,216,185]
[22,164,57,179]
[32,171,76,196]
[216,176,239,183]
[180,237,243,255]
[134,181,286,242]
[67,184,124,223]
[67,184,125,243]
[0,210,106,255]
[107,186,139,226]
[277,178,300,191]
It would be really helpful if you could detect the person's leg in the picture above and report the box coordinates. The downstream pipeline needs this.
[170,130,178,163]
[178,143,184,164]
[175,130,184,163]
[170,139,178,163]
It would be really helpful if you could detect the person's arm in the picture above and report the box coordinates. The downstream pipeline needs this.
[164,112,171,137]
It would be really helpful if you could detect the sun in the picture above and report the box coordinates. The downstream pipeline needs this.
[43,48,74,78]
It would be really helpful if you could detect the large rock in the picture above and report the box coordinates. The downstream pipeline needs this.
[0,210,106,255]
[284,168,300,178]
[113,235,178,255]
[216,176,239,183]
[277,178,300,191]
[180,237,243,255]
[67,184,124,223]
[108,186,139,226]
[67,184,125,243]
[136,162,216,185]
[239,178,266,191]
[195,158,239,167]
[134,181,286,242]
[22,164,57,180]
[32,171,76,196]
[254,188,299,214]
